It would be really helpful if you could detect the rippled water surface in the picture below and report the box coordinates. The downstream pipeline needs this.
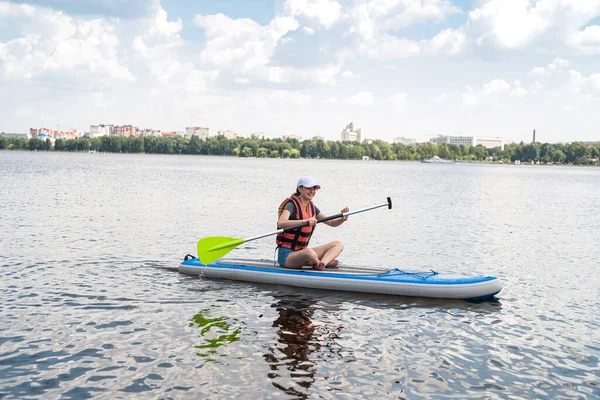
[1,151,599,399]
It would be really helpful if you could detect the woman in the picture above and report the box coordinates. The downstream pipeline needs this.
[276,176,349,271]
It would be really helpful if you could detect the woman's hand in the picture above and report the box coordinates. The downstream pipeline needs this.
[306,217,318,226]
[341,207,349,222]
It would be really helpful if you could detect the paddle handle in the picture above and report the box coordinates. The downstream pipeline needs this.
[245,197,392,242]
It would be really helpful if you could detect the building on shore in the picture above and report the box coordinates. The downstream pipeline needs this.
[30,128,78,140]
[1,132,31,139]
[394,137,416,146]
[218,130,238,140]
[89,125,114,137]
[113,125,137,136]
[186,127,209,140]
[138,129,162,137]
[430,135,504,150]
[341,122,362,142]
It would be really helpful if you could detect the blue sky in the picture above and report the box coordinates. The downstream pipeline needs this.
[1,0,600,143]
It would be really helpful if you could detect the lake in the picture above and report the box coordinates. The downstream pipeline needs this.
[1,151,599,399]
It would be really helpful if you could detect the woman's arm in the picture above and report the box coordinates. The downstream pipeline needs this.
[277,209,317,229]
[318,207,349,227]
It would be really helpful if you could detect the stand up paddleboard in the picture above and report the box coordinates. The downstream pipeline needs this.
[179,257,502,301]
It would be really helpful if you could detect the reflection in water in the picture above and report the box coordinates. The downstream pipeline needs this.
[190,308,242,363]
[264,296,345,399]
[260,291,504,398]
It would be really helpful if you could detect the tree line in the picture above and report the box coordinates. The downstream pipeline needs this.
[1,134,598,165]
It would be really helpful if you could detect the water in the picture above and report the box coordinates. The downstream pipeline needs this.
[1,151,599,399]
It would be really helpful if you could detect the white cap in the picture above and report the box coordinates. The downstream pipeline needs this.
[297,176,321,189]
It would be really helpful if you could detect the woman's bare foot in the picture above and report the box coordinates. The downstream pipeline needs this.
[313,261,326,271]
[325,259,339,269]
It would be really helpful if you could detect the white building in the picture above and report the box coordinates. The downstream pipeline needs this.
[186,127,209,140]
[218,130,238,140]
[473,137,504,149]
[394,137,416,146]
[138,129,162,137]
[341,122,362,142]
[430,135,504,150]
[89,125,113,137]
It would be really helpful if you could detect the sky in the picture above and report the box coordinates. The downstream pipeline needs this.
[1,0,600,143]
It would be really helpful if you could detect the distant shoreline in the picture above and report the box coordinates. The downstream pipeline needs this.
[1,135,598,166]
[2,148,599,167]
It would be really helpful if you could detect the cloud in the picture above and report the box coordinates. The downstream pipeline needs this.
[341,70,358,78]
[434,93,450,102]
[566,70,600,96]
[425,28,466,55]
[0,4,134,81]
[511,80,528,97]
[462,85,480,107]
[194,13,299,70]
[388,92,407,110]
[527,58,569,78]
[462,77,529,107]
[345,91,374,106]
[8,0,156,19]
[348,0,460,39]
[482,79,510,95]
[285,0,341,29]
[346,0,464,59]
[467,0,600,53]
[569,24,600,54]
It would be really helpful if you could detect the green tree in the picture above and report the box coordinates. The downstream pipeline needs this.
[257,147,268,158]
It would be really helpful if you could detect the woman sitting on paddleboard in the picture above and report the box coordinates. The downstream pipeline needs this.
[276,176,349,271]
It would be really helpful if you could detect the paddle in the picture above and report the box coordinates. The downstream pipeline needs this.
[196,197,392,264]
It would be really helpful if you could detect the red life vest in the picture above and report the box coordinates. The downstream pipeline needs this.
[275,196,317,250]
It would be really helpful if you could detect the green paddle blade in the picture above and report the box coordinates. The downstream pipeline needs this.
[197,236,245,265]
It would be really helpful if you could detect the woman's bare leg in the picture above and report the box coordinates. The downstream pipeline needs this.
[283,248,319,269]
[311,241,344,270]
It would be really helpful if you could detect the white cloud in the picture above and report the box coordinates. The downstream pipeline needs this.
[511,80,528,97]
[467,0,600,53]
[527,58,569,78]
[434,93,450,102]
[0,6,134,81]
[345,91,374,106]
[2,0,600,143]
[388,92,408,110]
[285,0,341,29]
[348,0,464,59]
[567,69,600,95]
[569,25,600,54]
[151,6,182,37]
[425,28,466,55]
[359,34,421,59]
[381,0,461,29]
[468,0,550,49]
[462,85,480,107]
[0,2,36,17]
[194,13,299,70]
[482,79,510,95]
[348,0,460,38]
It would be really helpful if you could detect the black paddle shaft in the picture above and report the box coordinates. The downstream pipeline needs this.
[282,197,392,233]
